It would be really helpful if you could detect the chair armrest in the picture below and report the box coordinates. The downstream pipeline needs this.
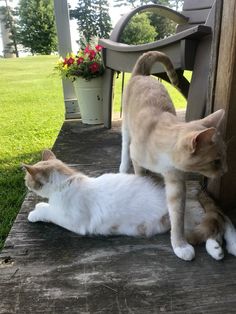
[100,25,211,52]
[109,4,189,42]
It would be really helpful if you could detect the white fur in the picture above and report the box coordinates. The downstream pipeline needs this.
[28,172,169,237]
[119,121,131,173]
[27,169,236,261]
[205,239,224,260]
[174,244,195,261]
[224,217,236,256]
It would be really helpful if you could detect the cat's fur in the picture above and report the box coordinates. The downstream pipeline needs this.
[24,150,170,237]
[24,150,236,261]
[120,51,227,260]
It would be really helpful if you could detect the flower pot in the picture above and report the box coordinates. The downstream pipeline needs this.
[73,77,104,124]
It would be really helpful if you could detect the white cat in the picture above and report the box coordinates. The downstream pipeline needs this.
[24,150,236,260]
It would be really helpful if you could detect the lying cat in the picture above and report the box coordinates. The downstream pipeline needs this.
[120,51,227,260]
[23,150,236,260]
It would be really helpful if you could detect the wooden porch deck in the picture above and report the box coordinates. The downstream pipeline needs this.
[1,118,236,313]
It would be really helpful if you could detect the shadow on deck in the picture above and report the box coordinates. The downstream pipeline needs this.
[1,119,236,313]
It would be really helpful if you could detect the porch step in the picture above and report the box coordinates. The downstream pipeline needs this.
[1,120,236,313]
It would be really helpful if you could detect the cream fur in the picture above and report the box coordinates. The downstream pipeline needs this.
[120,51,227,261]
[24,150,236,261]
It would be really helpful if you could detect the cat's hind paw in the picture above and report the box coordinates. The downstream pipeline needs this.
[174,244,195,261]
[28,210,42,223]
[226,241,236,256]
[206,239,224,260]
[35,202,48,209]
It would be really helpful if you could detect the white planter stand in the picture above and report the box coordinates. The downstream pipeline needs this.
[73,77,104,124]
[64,99,81,119]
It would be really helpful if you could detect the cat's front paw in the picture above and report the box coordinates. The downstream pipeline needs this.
[28,210,42,223]
[173,243,195,261]
[226,241,236,256]
[206,239,224,260]
[35,202,48,209]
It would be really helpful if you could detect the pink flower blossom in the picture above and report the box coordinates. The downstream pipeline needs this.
[64,57,75,66]
[84,46,90,54]
[89,62,100,73]
[95,45,103,52]
[89,50,96,61]
[77,57,84,65]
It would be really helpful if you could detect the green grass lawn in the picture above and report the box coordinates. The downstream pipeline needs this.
[113,72,190,113]
[0,55,190,251]
[0,55,65,250]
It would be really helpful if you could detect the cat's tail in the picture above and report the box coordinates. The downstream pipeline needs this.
[131,51,179,86]
[186,190,225,245]
[224,216,236,256]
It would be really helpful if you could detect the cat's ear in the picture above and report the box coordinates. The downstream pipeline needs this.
[201,109,225,129]
[42,150,56,161]
[21,164,38,176]
[189,127,216,153]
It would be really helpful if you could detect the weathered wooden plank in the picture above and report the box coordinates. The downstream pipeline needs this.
[183,0,214,11]
[1,119,236,313]
[182,8,211,24]
[206,0,223,115]
[207,0,236,211]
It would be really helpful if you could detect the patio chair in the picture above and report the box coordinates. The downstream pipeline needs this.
[99,0,222,128]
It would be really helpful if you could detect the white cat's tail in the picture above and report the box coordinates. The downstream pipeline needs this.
[224,216,236,256]
[131,51,179,86]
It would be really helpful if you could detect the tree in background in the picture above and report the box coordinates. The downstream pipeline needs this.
[0,0,19,57]
[70,0,112,45]
[114,0,184,41]
[95,0,112,39]
[171,0,184,11]
[114,0,183,10]
[17,0,57,55]
[148,0,176,40]
[120,13,157,45]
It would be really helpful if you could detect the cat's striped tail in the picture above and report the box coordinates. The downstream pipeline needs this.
[131,51,179,86]
[186,191,225,245]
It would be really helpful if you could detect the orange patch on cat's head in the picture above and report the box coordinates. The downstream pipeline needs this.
[173,110,227,178]
[23,150,75,193]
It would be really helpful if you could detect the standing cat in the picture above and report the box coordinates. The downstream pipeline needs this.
[24,150,236,260]
[120,51,227,261]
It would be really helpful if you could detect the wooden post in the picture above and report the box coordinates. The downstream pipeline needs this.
[207,0,236,212]
[0,1,16,58]
[54,0,80,119]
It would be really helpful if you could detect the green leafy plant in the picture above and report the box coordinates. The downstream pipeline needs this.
[55,44,104,81]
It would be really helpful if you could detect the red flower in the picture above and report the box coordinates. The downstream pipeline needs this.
[77,57,84,65]
[95,45,103,52]
[84,46,90,54]
[89,50,96,61]
[67,57,75,65]
[89,62,100,73]
[63,58,68,65]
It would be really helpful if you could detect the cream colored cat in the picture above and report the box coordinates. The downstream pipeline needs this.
[120,51,227,261]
